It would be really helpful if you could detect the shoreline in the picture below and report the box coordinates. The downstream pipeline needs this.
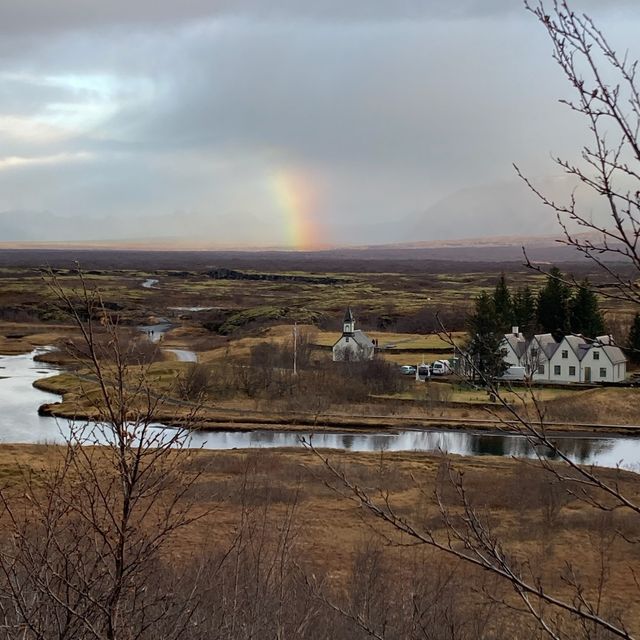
[2,338,635,440]
[35,392,640,439]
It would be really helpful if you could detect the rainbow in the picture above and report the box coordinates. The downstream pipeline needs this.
[271,168,324,250]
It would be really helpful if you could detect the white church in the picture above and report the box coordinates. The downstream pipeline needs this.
[332,308,375,362]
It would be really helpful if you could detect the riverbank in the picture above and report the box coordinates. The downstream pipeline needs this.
[3,318,640,433]
[32,369,640,437]
[0,347,629,467]
[32,390,640,438]
[2,320,639,441]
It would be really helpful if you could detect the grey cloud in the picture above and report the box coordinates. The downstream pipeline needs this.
[0,76,80,116]
[0,0,638,38]
[101,19,579,189]
[0,1,638,246]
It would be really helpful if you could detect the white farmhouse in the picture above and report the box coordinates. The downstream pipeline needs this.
[547,334,586,383]
[503,327,527,368]
[332,308,375,362]
[500,328,627,383]
[572,335,627,383]
[521,333,560,381]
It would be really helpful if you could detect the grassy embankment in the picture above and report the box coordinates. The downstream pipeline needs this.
[11,322,638,434]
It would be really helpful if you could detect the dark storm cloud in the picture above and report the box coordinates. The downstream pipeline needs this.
[99,18,582,206]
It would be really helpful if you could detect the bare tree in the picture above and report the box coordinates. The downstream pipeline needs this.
[516,0,640,306]
[0,269,205,640]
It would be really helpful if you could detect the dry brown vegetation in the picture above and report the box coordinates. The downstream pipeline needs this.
[0,444,637,639]
[0,251,636,344]
[27,323,640,433]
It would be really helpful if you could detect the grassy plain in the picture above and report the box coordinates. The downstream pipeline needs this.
[1,253,636,335]
[0,252,638,433]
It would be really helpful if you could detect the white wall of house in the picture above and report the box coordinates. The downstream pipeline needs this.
[501,340,521,368]
[580,348,625,383]
[524,337,551,381]
[580,347,612,383]
[502,333,627,384]
[548,339,582,383]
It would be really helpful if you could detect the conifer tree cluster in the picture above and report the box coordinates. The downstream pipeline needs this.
[465,291,508,381]
[628,313,640,365]
[466,270,608,380]
[480,270,605,339]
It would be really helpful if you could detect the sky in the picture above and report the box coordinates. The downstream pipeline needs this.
[0,0,638,248]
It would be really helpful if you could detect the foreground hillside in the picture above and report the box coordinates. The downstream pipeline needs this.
[0,444,637,638]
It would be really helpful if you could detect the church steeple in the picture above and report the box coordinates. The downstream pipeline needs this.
[343,307,355,335]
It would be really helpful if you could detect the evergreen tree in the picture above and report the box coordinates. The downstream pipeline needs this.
[628,313,640,365]
[492,273,514,333]
[466,291,508,381]
[512,285,537,337]
[569,279,605,337]
[536,267,571,335]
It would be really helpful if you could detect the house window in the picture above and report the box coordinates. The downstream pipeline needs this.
[345,337,349,342]
[554,365,561,375]
[562,350,568,359]
[569,366,576,376]
[531,348,539,359]
[593,351,600,360]
[537,364,545,374]
[600,367,607,378]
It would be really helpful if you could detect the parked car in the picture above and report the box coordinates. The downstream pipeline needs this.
[417,364,431,378]
[399,365,417,375]
[431,360,452,376]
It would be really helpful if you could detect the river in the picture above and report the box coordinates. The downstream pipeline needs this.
[138,319,172,343]
[0,349,639,470]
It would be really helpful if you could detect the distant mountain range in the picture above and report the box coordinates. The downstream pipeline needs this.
[0,209,279,246]
[0,175,608,255]
[0,232,613,265]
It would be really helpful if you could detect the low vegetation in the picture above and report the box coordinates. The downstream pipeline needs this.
[0,445,638,639]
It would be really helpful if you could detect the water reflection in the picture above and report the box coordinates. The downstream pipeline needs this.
[182,428,640,471]
[137,322,171,343]
[0,349,639,471]
[475,435,507,457]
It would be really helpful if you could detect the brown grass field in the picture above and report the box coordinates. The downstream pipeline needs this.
[0,443,639,635]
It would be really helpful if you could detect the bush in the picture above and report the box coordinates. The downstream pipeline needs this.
[175,363,212,400]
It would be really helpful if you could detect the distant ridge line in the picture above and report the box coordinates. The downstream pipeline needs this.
[0,231,603,253]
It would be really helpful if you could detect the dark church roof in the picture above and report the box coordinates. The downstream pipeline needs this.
[343,307,354,323]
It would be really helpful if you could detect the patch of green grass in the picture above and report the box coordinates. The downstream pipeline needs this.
[221,306,286,333]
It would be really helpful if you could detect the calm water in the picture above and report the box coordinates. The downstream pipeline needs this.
[1,349,639,470]
[137,321,172,343]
